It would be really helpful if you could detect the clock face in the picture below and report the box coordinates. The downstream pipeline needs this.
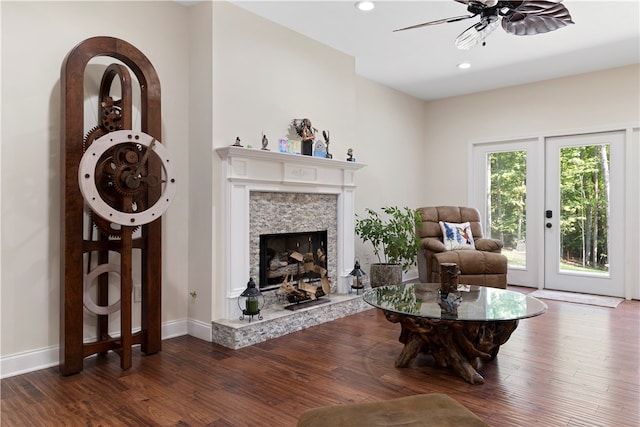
[78,130,176,226]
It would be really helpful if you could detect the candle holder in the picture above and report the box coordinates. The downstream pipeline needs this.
[238,277,264,322]
[349,259,366,294]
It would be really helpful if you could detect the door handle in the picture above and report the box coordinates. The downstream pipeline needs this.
[546,223,552,228]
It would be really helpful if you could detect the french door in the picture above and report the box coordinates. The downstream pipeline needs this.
[472,138,542,288]
[544,132,624,297]
[472,131,625,297]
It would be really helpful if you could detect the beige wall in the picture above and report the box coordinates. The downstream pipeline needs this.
[0,1,426,373]
[421,65,640,298]
[207,3,429,310]
[1,1,192,368]
[1,0,638,376]
[209,1,360,320]
[354,76,426,269]
[186,1,214,337]
[421,65,640,204]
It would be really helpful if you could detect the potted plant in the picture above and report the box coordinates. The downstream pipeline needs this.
[355,206,422,288]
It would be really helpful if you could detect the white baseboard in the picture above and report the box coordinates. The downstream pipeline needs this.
[0,346,60,379]
[162,318,189,339]
[0,319,205,379]
[187,318,213,342]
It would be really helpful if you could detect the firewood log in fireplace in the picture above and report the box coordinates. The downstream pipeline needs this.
[280,274,329,303]
[267,263,300,279]
[302,252,327,278]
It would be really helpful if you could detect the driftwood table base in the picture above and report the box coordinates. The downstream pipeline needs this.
[384,311,518,384]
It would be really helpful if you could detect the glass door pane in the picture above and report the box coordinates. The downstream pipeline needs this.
[487,150,527,269]
[559,145,610,276]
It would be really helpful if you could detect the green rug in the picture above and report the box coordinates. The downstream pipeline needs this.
[529,289,623,308]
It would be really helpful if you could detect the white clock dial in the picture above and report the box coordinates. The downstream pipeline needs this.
[78,130,176,226]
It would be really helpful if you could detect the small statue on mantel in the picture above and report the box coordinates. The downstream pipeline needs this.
[261,134,269,151]
[323,130,332,159]
[347,148,355,162]
[232,136,243,147]
[293,118,317,156]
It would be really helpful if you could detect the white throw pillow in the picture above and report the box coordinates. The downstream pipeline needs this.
[439,221,475,251]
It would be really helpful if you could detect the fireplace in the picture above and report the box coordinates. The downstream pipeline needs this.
[215,146,365,322]
[250,191,337,295]
[260,230,328,291]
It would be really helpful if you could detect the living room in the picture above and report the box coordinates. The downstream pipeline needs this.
[1,1,639,424]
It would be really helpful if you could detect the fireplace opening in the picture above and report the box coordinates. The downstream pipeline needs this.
[259,230,328,291]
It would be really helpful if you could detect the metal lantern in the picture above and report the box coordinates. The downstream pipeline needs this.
[349,259,366,294]
[238,277,264,322]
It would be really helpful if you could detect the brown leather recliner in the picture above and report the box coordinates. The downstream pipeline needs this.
[416,206,508,289]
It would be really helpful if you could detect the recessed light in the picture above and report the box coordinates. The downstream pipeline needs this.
[355,1,375,12]
[457,62,471,69]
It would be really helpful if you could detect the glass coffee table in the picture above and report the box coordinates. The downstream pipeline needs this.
[363,283,547,384]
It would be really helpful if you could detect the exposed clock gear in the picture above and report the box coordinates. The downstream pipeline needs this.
[105,144,149,197]
[100,96,123,133]
[84,126,105,151]
[83,97,123,149]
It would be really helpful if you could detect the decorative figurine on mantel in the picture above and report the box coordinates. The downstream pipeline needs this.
[232,136,243,147]
[347,148,355,162]
[261,134,269,151]
[313,139,327,158]
[323,130,332,159]
[293,118,317,156]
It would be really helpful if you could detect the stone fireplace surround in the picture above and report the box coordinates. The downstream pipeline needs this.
[213,147,368,348]
[251,193,336,291]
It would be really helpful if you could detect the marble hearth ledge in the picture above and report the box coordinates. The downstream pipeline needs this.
[211,294,371,349]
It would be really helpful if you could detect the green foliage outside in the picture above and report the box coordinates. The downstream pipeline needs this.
[488,145,610,272]
[488,151,527,250]
[558,145,610,271]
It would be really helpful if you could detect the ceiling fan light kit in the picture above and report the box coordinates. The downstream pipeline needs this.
[455,17,500,49]
[395,0,574,50]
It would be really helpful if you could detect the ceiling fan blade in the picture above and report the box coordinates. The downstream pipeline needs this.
[393,14,476,32]
[501,0,574,35]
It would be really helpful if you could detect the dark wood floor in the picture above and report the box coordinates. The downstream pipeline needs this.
[1,287,638,426]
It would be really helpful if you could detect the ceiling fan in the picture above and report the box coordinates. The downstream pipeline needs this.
[394,0,574,50]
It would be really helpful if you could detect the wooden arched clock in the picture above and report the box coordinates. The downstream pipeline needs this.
[60,37,175,375]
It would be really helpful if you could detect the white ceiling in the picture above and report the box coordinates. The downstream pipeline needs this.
[231,0,640,100]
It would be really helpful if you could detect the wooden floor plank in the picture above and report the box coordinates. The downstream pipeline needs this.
[1,287,638,426]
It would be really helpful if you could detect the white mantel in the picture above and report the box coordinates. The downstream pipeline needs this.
[215,146,366,319]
